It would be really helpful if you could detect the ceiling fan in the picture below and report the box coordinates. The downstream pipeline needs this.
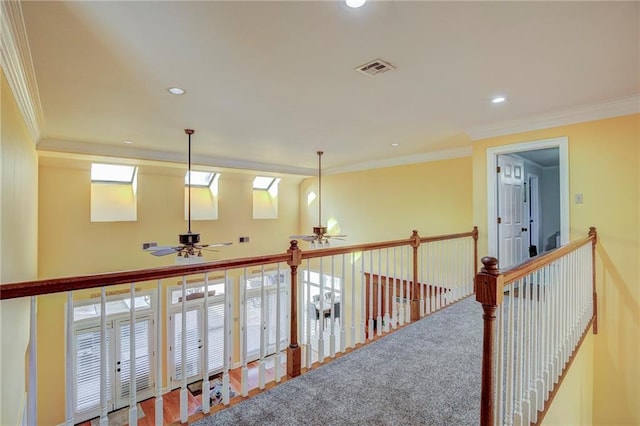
[290,151,347,248]
[144,129,232,259]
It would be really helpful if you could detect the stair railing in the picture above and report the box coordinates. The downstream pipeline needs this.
[475,227,597,426]
[0,227,478,426]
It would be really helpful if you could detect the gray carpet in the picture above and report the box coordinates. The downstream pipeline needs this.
[194,296,483,426]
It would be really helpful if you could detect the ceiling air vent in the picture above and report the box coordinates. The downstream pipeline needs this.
[355,58,395,77]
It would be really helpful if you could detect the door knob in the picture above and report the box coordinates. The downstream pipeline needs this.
[522,227,528,232]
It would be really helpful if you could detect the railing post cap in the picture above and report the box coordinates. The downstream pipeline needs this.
[480,256,500,274]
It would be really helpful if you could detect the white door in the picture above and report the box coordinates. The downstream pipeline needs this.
[497,155,527,268]
[170,307,204,386]
[114,317,154,409]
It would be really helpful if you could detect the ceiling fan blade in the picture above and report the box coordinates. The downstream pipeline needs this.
[150,248,179,256]
[326,234,347,238]
[199,247,220,253]
[198,242,233,248]
[144,245,175,252]
[289,235,313,239]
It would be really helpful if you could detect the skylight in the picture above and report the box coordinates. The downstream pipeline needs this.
[91,163,136,183]
[253,176,277,190]
[185,171,216,187]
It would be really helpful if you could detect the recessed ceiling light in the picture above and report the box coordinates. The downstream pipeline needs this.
[391,143,399,147]
[168,87,185,95]
[123,140,133,144]
[492,96,506,104]
[346,0,366,8]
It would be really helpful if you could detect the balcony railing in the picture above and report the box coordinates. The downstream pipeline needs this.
[475,227,598,425]
[1,227,478,426]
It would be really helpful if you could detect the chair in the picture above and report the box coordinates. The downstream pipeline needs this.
[325,291,333,300]
[312,294,320,302]
[323,301,340,327]
[308,302,320,331]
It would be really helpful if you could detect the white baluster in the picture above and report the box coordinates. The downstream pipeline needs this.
[202,274,211,414]
[65,292,74,426]
[130,283,138,426]
[155,281,164,425]
[384,248,391,331]
[28,296,37,426]
[99,288,107,426]
[258,267,266,389]
[222,271,231,405]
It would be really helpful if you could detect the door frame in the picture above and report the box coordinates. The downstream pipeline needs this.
[527,172,540,256]
[487,137,569,259]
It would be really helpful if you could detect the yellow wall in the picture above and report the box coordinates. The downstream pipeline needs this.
[472,114,640,424]
[543,332,594,425]
[36,159,300,424]
[300,156,474,244]
[0,71,39,425]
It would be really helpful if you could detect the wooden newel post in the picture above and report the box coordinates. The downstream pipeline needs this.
[588,227,598,334]
[410,230,421,321]
[287,240,303,377]
[475,256,504,426]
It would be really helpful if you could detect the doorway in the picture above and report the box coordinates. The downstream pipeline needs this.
[487,137,569,267]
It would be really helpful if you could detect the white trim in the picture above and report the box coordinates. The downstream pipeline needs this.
[37,138,316,177]
[327,146,472,175]
[0,0,45,143]
[468,94,639,141]
[487,137,569,262]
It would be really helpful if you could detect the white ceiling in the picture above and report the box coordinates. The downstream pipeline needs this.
[10,1,640,175]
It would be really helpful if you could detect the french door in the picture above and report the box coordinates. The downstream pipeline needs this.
[169,298,227,388]
[73,315,154,422]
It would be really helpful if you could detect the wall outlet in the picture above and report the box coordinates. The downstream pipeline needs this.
[574,193,583,204]
[239,236,250,243]
[142,242,157,250]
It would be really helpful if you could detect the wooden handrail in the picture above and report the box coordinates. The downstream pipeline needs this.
[1,228,478,301]
[0,253,290,300]
[501,230,597,284]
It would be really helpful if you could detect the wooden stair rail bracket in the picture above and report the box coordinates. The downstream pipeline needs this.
[287,239,303,377]
[410,229,421,321]
[475,256,504,426]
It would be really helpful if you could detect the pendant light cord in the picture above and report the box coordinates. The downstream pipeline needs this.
[186,129,194,234]
[317,151,323,227]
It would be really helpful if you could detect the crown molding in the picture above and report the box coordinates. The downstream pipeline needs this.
[0,0,45,144]
[326,146,472,175]
[36,138,316,177]
[467,94,640,141]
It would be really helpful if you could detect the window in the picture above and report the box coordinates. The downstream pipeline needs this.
[185,172,219,220]
[91,163,136,183]
[252,176,281,219]
[252,176,276,190]
[185,171,216,187]
[90,163,137,222]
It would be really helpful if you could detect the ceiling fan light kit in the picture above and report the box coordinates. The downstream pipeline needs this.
[144,129,231,260]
